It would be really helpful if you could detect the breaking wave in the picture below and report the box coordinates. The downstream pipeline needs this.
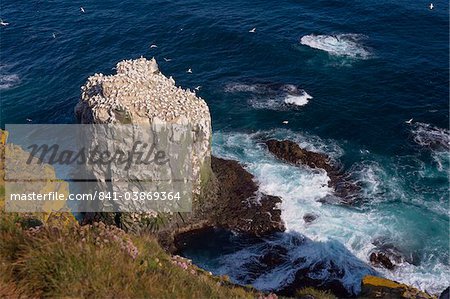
[225,83,312,110]
[300,34,371,59]
[284,91,313,107]
[411,122,450,151]
[0,74,20,90]
[0,64,20,90]
[411,122,450,172]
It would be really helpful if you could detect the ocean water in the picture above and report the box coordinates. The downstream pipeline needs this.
[1,0,449,295]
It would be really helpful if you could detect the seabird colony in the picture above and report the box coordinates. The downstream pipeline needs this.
[76,57,210,126]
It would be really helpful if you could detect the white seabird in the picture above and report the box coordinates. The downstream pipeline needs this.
[150,44,157,48]
[194,86,201,91]
[429,3,434,9]
[405,118,413,124]
[0,19,9,26]
[163,57,172,62]
[282,120,289,124]
[80,7,85,13]
[249,27,256,33]
[187,68,192,73]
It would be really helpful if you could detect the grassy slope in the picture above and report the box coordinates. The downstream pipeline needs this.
[0,212,259,298]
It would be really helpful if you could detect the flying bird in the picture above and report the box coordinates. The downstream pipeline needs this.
[80,7,85,13]
[0,19,9,26]
[26,118,32,122]
[429,3,434,9]
[52,33,56,38]
[405,118,413,124]
[150,44,157,48]
[282,120,289,124]
[194,86,201,91]
[186,68,192,73]
[249,27,256,33]
[163,57,172,62]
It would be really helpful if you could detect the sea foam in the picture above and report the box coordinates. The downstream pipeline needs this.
[284,91,313,106]
[225,83,312,110]
[300,34,371,59]
[0,74,20,90]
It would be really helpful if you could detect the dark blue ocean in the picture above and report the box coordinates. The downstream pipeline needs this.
[1,0,449,295]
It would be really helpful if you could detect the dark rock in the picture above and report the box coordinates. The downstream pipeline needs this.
[370,252,395,270]
[372,238,420,267]
[278,260,351,298]
[259,245,288,269]
[439,287,449,299]
[439,287,450,299]
[265,139,334,172]
[303,213,318,223]
[209,156,285,236]
[158,155,285,252]
[264,139,360,204]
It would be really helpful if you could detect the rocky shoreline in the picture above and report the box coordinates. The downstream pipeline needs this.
[72,58,444,298]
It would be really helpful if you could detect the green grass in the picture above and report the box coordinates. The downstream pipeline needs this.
[0,212,259,298]
[296,287,337,299]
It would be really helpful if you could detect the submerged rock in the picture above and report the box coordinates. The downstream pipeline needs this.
[279,259,353,298]
[370,238,420,270]
[369,252,395,270]
[264,139,360,204]
[303,213,318,223]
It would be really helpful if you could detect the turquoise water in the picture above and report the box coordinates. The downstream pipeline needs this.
[1,0,449,294]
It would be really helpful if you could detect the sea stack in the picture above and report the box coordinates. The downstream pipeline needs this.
[75,57,283,241]
[75,58,212,196]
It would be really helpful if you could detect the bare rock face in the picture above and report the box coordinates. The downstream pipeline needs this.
[0,130,75,226]
[75,58,212,196]
[209,156,284,235]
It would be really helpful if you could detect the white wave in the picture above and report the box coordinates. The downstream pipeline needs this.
[215,233,375,295]
[411,122,450,173]
[0,74,20,90]
[411,122,450,151]
[225,83,312,110]
[300,34,371,59]
[224,83,268,94]
[284,91,313,106]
